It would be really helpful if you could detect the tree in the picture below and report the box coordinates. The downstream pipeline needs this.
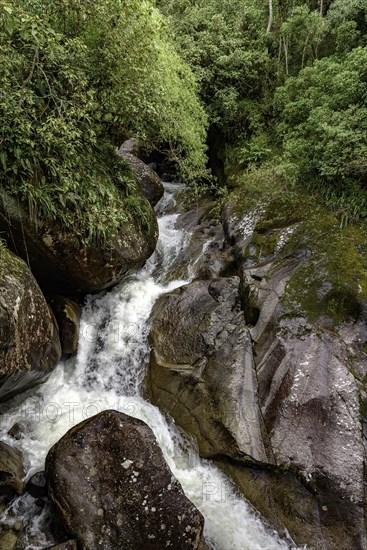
[275,47,367,213]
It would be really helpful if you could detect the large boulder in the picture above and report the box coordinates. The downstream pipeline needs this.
[0,246,61,401]
[46,410,205,550]
[118,143,164,207]
[146,277,267,463]
[225,194,367,550]
[0,191,158,296]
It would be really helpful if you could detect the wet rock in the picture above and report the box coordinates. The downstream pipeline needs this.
[7,424,24,441]
[46,410,205,550]
[0,441,24,497]
[48,297,81,355]
[0,247,61,401]
[146,277,267,463]
[164,200,236,283]
[26,471,47,499]
[0,192,158,296]
[118,150,164,207]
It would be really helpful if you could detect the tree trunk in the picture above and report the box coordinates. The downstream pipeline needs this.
[283,36,289,76]
[266,0,273,34]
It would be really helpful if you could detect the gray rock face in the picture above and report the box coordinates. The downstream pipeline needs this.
[118,149,164,207]
[0,441,24,497]
[147,277,267,463]
[147,195,367,549]
[49,296,81,355]
[237,258,366,549]
[224,201,367,549]
[168,200,236,282]
[46,410,205,550]
[0,191,158,296]
[0,247,61,402]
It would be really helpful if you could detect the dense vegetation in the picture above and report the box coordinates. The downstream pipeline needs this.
[1,0,367,236]
[0,0,207,242]
[158,0,367,222]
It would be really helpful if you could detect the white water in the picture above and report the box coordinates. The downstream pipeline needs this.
[0,183,296,550]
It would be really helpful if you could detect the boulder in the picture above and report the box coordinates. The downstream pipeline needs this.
[7,424,24,441]
[0,441,24,497]
[0,529,18,550]
[117,138,141,158]
[26,471,47,499]
[118,150,164,207]
[146,277,267,463]
[48,297,81,355]
[0,246,61,402]
[161,200,236,284]
[46,410,205,550]
[0,192,158,296]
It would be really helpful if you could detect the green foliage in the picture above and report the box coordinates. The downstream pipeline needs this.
[275,46,367,220]
[278,6,329,75]
[0,0,208,244]
[158,0,269,140]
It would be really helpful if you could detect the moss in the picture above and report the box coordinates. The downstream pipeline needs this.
[244,231,279,262]
[226,165,367,327]
[282,209,367,326]
[0,246,25,279]
[226,163,283,218]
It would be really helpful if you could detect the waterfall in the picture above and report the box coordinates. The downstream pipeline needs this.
[0,183,297,550]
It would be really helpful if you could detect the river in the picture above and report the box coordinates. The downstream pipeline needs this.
[0,183,297,550]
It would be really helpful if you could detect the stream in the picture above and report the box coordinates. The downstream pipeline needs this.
[0,183,297,550]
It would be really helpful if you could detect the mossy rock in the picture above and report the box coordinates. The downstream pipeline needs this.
[0,246,61,401]
[0,190,158,296]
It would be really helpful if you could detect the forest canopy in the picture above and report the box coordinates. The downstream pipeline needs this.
[158,0,367,221]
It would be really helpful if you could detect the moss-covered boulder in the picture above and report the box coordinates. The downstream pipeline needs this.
[46,410,205,550]
[0,246,61,401]
[0,191,158,296]
[117,138,141,158]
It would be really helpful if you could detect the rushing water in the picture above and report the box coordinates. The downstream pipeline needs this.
[0,184,297,550]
